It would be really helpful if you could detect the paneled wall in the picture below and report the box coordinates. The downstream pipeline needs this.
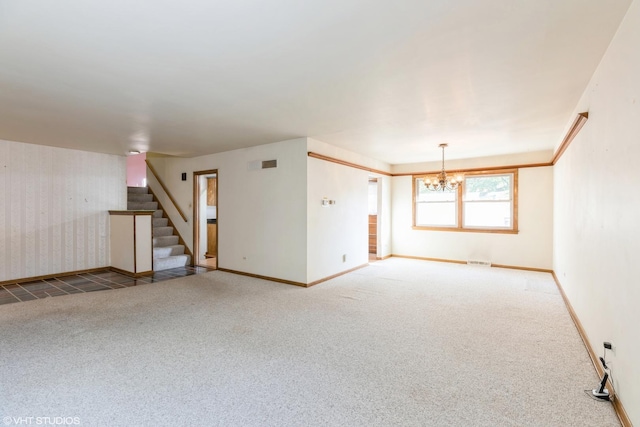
[0,139,126,282]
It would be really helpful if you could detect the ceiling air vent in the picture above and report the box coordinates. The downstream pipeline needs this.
[262,159,277,169]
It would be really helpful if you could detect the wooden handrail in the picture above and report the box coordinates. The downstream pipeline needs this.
[145,159,188,222]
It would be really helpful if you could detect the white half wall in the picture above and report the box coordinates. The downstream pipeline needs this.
[109,215,135,273]
[0,139,126,281]
[147,138,308,284]
[391,165,553,269]
[553,1,640,423]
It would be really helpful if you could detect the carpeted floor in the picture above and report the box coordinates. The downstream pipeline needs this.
[0,258,620,426]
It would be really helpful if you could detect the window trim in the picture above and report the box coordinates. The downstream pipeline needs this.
[412,168,518,234]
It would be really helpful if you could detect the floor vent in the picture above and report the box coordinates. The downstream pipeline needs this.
[467,260,492,267]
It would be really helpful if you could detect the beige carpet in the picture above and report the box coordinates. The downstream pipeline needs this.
[0,258,620,426]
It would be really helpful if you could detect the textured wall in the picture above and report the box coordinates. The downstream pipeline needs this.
[0,139,126,282]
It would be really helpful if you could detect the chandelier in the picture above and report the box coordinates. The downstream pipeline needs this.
[423,143,463,191]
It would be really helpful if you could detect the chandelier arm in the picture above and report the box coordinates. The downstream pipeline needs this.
[424,143,463,192]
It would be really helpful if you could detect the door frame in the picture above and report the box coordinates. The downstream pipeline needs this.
[193,169,218,268]
[368,177,378,259]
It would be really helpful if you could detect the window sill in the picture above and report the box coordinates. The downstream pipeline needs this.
[412,226,519,234]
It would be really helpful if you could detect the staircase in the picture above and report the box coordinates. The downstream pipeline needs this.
[127,187,191,271]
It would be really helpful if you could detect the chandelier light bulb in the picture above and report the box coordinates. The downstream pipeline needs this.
[424,144,463,192]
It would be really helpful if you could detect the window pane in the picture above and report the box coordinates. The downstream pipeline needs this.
[465,175,511,201]
[416,202,457,226]
[415,179,457,227]
[464,201,512,228]
[416,179,456,202]
[414,171,516,231]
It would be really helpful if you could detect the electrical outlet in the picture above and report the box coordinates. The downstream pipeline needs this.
[342,254,347,262]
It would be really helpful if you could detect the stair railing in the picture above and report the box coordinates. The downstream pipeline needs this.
[145,160,188,222]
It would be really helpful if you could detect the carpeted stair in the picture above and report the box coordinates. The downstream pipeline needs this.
[127,187,191,271]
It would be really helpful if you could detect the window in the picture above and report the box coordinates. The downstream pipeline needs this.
[413,169,517,233]
[415,181,457,227]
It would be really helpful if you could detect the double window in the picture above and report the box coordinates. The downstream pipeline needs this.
[413,169,517,233]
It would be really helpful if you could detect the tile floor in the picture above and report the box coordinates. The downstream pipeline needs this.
[0,266,212,306]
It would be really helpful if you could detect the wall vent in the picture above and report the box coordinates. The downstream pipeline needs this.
[467,260,492,267]
[262,159,277,169]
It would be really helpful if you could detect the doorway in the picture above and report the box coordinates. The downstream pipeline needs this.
[368,178,378,261]
[193,170,218,269]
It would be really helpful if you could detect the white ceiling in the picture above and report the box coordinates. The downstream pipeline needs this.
[0,0,632,163]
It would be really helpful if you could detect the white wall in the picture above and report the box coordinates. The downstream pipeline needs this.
[306,138,392,279]
[306,157,369,283]
[553,1,640,423]
[392,150,553,175]
[148,137,390,285]
[378,175,392,259]
[391,164,553,269]
[307,138,392,175]
[148,138,308,284]
[0,139,126,282]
